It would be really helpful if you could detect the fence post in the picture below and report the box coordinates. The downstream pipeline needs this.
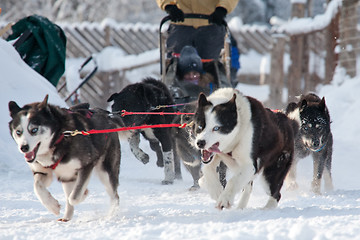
[268,34,286,109]
[325,1,340,84]
[287,2,305,102]
[339,0,359,78]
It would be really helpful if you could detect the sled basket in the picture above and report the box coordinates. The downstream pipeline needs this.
[7,15,66,87]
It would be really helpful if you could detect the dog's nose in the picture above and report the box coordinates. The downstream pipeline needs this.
[313,139,320,147]
[197,140,206,149]
[20,144,29,153]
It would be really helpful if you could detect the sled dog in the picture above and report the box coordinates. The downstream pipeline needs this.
[193,88,297,209]
[8,95,123,221]
[172,101,227,191]
[286,93,333,194]
[107,77,180,184]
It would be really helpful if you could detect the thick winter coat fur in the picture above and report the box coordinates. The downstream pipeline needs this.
[107,77,180,184]
[8,95,122,221]
[193,88,297,209]
[286,93,333,194]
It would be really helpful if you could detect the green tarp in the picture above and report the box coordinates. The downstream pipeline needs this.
[7,15,66,87]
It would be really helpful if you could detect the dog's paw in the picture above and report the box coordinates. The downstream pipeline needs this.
[57,218,70,222]
[216,193,233,210]
[216,199,231,210]
[156,159,164,167]
[311,180,322,195]
[161,180,174,185]
[140,154,150,165]
[188,184,200,191]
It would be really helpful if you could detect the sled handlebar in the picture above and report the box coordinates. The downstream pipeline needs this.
[159,14,228,75]
[160,14,227,31]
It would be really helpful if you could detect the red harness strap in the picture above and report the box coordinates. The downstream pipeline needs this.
[46,109,94,170]
[47,156,63,170]
[120,110,194,117]
[54,134,64,145]
[172,52,214,63]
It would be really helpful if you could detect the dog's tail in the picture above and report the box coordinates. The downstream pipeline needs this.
[284,102,301,138]
[285,102,301,128]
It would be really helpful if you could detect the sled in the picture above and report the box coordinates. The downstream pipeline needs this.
[57,56,98,102]
[7,15,66,87]
[159,14,232,103]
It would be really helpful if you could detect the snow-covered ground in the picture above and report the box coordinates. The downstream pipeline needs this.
[1,28,360,240]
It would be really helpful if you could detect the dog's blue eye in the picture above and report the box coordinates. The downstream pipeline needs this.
[31,128,38,134]
[198,125,203,130]
[213,126,220,131]
[16,130,22,136]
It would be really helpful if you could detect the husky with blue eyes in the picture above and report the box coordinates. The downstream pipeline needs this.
[8,95,126,221]
[192,88,298,210]
[286,93,333,194]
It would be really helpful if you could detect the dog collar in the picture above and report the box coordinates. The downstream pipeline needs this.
[54,133,65,145]
[308,143,326,153]
[47,156,63,170]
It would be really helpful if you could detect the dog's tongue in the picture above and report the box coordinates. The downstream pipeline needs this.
[209,143,220,153]
[201,142,220,163]
[202,150,213,163]
[24,151,35,162]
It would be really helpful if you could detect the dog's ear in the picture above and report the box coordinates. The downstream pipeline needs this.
[8,101,22,118]
[319,97,326,111]
[38,95,49,110]
[197,92,211,108]
[229,93,237,104]
[107,93,118,102]
[300,99,307,112]
[285,102,297,114]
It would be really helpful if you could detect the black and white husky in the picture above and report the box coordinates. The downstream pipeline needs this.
[286,93,333,194]
[8,95,124,221]
[193,88,297,209]
[172,101,227,191]
[107,78,180,184]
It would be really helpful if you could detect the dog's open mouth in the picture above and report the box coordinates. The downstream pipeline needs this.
[24,143,40,163]
[201,142,220,164]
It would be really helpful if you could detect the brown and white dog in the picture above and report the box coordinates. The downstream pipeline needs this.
[192,88,298,209]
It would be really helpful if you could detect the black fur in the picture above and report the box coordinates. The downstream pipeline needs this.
[172,102,202,190]
[247,97,297,201]
[107,77,180,184]
[193,90,298,209]
[8,96,121,221]
[286,93,333,194]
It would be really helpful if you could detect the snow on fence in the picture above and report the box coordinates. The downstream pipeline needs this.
[1,1,359,108]
[266,0,358,107]
[59,20,160,58]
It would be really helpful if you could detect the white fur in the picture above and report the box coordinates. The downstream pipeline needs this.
[12,115,55,167]
[287,108,301,126]
[196,88,264,210]
[12,111,118,221]
[162,150,175,184]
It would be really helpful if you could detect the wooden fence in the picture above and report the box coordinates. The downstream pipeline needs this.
[267,0,357,108]
[53,22,272,108]
[1,1,359,109]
